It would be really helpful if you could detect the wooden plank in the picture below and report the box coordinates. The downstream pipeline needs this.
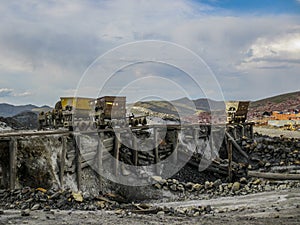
[74,135,82,191]
[225,131,249,160]
[250,123,254,139]
[0,130,70,138]
[227,139,233,182]
[153,128,160,174]
[97,133,103,180]
[132,137,138,166]
[241,125,245,137]
[171,131,178,163]
[9,138,17,190]
[248,171,300,180]
[59,137,67,187]
[113,132,120,176]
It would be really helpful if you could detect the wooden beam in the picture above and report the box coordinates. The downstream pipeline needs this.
[227,139,233,182]
[171,130,178,163]
[250,123,254,140]
[153,128,160,174]
[9,138,17,190]
[248,171,300,180]
[97,133,103,180]
[225,131,249,160]
[74,135,82,191]
[59,137,67,187]
[132,137,138,166]
[113,132,120,176]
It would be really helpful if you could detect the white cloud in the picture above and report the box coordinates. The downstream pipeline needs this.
[0,88,13,97]
[239,32,300,69]
[0,88,33,98]
[0,0,299,104]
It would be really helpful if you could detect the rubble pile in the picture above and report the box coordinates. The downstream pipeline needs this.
[0,187,216,218]
[151,176,300,198]
[0,187,119,211]
[245,134,300,170]
[150,134,300,200]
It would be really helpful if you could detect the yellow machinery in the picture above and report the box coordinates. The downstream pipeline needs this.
[226,101,250,123]
[39,96,147,130]
[38,97,94,129]
[60,97,93,111]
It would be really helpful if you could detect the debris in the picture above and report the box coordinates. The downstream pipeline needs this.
[72,192,83,202]
[248,171,300,180]
[232,182,241,191]
[36,187,47,193]
[21,209,30,216]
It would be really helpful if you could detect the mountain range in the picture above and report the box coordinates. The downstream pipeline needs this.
[0,90,299,129]
[0,103,51,117]
[0,103,51,130]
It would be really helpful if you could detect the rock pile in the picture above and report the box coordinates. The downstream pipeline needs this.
[0,187,119,211]
[0,187,217,218]
[244,134,300,170]
[151,176,300,198]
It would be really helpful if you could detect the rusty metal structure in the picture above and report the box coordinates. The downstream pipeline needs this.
[7,96,253,191]
[38,96,147,130]
[226,101,250,124]
[0,121,254,190]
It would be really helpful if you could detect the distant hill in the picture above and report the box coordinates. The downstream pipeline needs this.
[0,103,52,117]
[130,91,300,120]
[0,111,39,130]
[0,103,52,130]
[129,97,225,119]
[249,91,300,112]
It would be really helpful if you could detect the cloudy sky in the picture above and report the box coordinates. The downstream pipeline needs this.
[0,0,299,106]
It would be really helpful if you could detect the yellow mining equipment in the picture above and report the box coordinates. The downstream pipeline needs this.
[60,97,94,111]
[226,101,250,124]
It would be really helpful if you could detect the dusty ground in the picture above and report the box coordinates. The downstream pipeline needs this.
[254,126,300,139]
[0,188,299,225]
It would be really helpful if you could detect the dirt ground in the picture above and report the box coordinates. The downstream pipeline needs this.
[254,126,300,139]
[0,188,299,225]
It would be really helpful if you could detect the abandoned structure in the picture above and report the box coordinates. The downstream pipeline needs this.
[0,96,253,195]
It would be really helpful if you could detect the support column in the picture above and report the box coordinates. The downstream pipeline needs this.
[9,138,17,190]
[113,132,120,176]
[132,137,138,166]
[193,127,199,153]
[250,123,254,140]
[171,129,178,163]
[59,136,67,187]
[153,128,160,174]
[97,132,104,179]
[74,135,82,191]
[227,139,233,182]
